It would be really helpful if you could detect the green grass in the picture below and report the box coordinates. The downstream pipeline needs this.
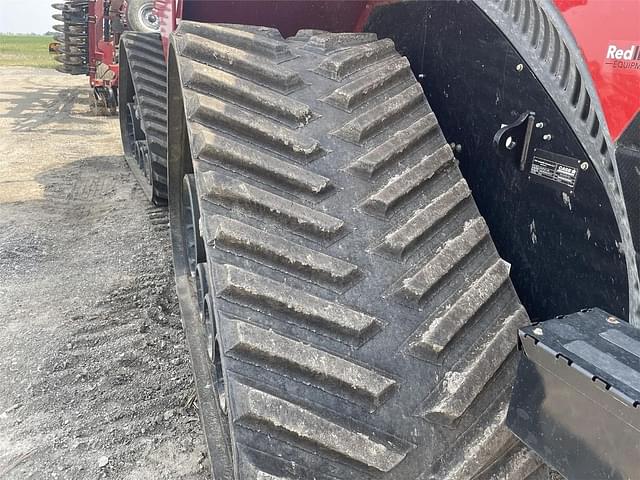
[0,35,58,68]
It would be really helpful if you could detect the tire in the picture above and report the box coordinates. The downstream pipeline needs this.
[168,22,547,479]
[126,0,159,33]
[118,32,167,204]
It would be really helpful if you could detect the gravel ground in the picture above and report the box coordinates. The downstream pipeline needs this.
[0,67,209,479]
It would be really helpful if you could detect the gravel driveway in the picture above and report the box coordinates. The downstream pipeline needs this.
[0,67,209,479]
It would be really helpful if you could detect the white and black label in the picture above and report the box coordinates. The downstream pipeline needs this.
[529,150,580,193]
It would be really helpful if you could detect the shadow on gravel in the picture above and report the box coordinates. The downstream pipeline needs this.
[0,84,109,133]
[0,154,207,479]
[35,155,135,204]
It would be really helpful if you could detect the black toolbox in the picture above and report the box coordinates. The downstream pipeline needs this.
[507,308,640,479]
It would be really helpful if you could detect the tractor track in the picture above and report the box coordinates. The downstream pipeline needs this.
[0,67,207,480]
[168,24,553,479]
[120,33,169,204]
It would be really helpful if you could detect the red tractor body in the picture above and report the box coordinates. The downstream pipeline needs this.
[557,0,640,141]
[87,0,121,89]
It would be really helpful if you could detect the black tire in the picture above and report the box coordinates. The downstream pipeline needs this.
[168,22,547,479]
[118,32,167,204]
[126,0,159,33]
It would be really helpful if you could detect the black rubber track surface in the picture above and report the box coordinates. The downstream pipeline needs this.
[120,32,168,204]
[170,22,549,479]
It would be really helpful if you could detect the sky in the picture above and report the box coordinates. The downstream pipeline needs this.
[0,0,57,34]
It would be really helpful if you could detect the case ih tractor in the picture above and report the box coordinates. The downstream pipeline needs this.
[52,1,640,478]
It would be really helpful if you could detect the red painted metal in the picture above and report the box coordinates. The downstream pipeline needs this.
[88,0,121,88]
[155,1,385,61]
[554,0,640,141]
[155,0,176,57]
[180,1,368,37]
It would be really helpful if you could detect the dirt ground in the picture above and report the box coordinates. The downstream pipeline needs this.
[0,67,209,479]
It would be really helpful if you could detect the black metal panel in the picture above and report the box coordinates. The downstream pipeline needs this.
[507,309,640,480]
[618,112,640,152]
[617,146,640,286]
[366,1,629,320]
[617,113,640,285]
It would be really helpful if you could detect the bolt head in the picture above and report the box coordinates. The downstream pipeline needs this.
[535,122,544,128]
[533,327,543,335]
[580,161,589,171]
[607,316,619,325]
[542,133,552,141]
[516,63,524,72]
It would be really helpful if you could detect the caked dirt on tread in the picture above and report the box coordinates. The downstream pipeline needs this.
[0,67,208,479]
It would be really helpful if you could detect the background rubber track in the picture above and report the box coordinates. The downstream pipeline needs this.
[121,32,168,203]
[172,22,548,479]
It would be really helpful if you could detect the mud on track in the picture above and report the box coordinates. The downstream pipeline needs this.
[0,67,209,479]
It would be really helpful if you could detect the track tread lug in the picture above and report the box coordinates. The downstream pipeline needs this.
[212,263,379,342]
[381,178,472,258]
[201,171,343,238]
[179,57,312,126]
[409,258,512,360]
[192,128,329,195]
[229,379,409,473]
[323,56,412,111]
[362,144,454,216]
[184,90,323,161]
[350,113,440,178]
[224,319,395,407]
[397,215,488,300]
[203,216,356,285]
[314,38,395,77]
[417,307,528,424]
[174,32,304,93]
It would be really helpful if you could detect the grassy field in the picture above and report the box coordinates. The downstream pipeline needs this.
[0,35,57,68]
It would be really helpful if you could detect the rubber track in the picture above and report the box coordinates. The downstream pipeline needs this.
[172,22,545,479]
[121,32,168,202]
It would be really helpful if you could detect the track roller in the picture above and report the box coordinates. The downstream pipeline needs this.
[181,174,205,275]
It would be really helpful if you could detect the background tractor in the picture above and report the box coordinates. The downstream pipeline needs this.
[52,1,640,478]
[52,0,158,112]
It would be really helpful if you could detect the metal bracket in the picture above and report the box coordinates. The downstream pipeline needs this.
[493,111,536,171]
